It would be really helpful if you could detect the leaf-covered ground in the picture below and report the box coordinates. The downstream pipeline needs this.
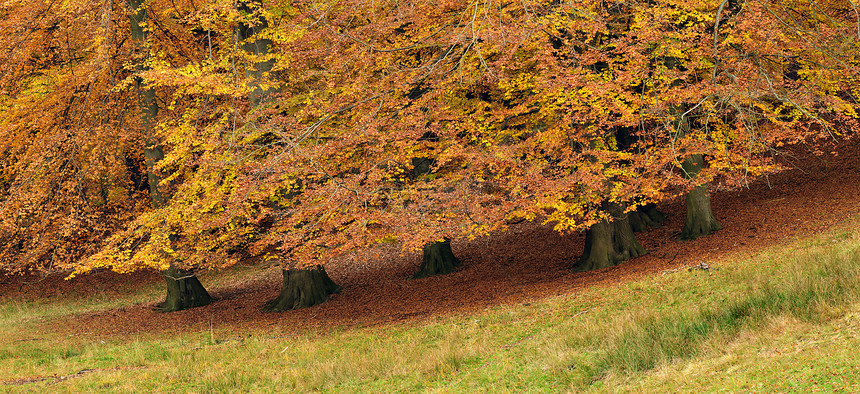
[2,139,858,339]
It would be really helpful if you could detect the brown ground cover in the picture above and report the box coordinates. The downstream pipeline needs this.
[2,139,858,338]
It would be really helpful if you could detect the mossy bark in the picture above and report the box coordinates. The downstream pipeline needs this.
[575,206,646,272]
[680,154,722,240]
[157,267,212,312]
[628,203,666,232]
[413,240,461,279]
[263,266,342,312]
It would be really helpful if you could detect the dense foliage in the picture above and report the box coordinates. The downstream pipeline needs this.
[0,0,857,276]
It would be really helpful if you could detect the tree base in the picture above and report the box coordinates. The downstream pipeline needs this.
[575,211,646,272]
[263,265,342,312]
[157,267,211,313]
[413,240,461,279]
[629,203,666,232]
[681,184,722,240]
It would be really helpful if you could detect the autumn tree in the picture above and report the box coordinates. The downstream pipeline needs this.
[127,0,212,312]
[235,0,344,311]
[159,0,670,276]
[671,0,860,239]
[76,0,540,279]
[0,0,151,275]
[674,109,723,240]
[0,0,229,313]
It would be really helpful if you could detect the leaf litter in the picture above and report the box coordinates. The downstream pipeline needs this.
[1,139,857,339]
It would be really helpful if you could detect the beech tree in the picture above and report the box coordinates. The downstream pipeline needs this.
[128,0,212,311]
[0,0,150,274]
[236,0,344,310]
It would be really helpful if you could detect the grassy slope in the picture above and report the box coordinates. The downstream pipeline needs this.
[1,217,858,392]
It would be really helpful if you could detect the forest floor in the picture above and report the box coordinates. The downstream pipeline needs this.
[2,138,859,339]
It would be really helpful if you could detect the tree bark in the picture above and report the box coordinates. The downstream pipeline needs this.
[575,204,646,272]
[129,0,164,207]
[680,154,722,240]
[157,266,212,312]
[412,240,461,279]
[237,0,276,107]
[129,0,210,311]
[613,211,646,260]
[263,265,342,312]
[576,219,616,271]
[628,203,666,232]
[408,151,461,279]
[681,184,722,240]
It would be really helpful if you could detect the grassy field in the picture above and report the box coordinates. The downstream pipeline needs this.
[2,218,859,392]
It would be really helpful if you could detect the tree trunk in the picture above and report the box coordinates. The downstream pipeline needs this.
[628,203,666,232]
[613,212,646,260]
[575,205,646,272]
[263,265,342,312]
[142,142,164,207]
[237,0,276,107]
[680,154,722,240]
[413,240,461,279]
[681,184,722,240]
[130,0,163,208]
[129,0,210,311]
[576,219,616,271]
[157,266,212,312]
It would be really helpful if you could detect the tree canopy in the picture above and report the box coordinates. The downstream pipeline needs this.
[0,0,857,277]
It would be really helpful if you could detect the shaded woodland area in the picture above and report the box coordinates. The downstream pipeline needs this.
[0,0,858,314]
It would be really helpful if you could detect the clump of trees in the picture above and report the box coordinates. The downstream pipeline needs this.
[1,0,857,311]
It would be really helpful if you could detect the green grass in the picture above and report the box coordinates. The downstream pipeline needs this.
[1,220,859,392]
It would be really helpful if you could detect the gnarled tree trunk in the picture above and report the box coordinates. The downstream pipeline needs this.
[670,104,722,241]
[263,265,342,312]
[575,204,646,272]
[613,211,646,261]
[413,239,461,279]
[628,203,666,232]
[577,219,616,271]
[680,154,722,240]
[157,266,212,312]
